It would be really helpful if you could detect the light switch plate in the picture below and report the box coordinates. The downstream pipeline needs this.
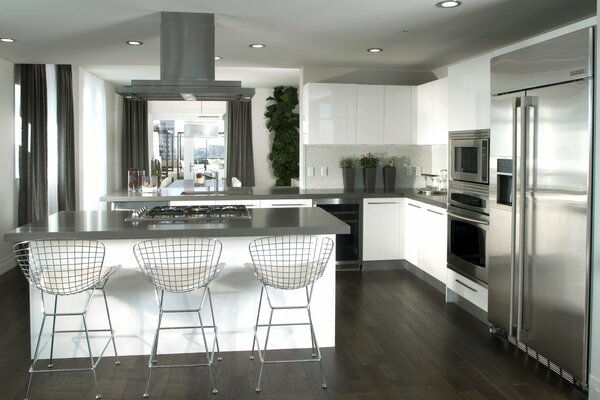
[320,166,328,177]
[307,166,315,177]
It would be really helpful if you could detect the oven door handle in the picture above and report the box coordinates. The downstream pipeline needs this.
[447,211,489,226]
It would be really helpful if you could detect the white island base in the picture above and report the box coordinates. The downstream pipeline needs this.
[28,235,336,359]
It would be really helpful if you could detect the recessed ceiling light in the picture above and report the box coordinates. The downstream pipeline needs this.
[0,38,16,43]
[249,44,266,49]
[214,56,223,60]
[126,40,143,46]
[367,48,383,53]
[436,1,461,8]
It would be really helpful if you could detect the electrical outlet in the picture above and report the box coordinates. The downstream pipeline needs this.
[307,166,315,177]
[320,166,328,177]
[415,166,422,175]
[406,166,413,176]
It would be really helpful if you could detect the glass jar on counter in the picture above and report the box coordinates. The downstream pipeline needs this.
[128,169,145,192]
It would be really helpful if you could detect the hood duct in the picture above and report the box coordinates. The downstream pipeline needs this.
[115,12,255,102]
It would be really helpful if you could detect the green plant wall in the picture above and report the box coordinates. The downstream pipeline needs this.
[264,86,299,186]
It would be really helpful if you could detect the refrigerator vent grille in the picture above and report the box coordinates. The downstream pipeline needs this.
[511,338,575,384]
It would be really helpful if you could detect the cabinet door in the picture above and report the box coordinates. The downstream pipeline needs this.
[448,54,491,131]
[362,198,403,261]
[356,85,384,144]
[305,83,357,144]
[259,198,313,208]
[404,200,422,266]
[384,86,413,144]
[416,78,448,145]
[422,206,447,283]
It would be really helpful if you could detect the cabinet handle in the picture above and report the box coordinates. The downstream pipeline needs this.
[427,209,443,216]
[408,203,422,209]
[271,203,307,207]
[367,201,399,205]
[455,279,478,293]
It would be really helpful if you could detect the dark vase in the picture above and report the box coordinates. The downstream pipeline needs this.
[342,168,356,190]
[363,167,377,191]
[383,166,396,191]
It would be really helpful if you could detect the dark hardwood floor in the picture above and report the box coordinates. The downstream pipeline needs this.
[0,265,588,400]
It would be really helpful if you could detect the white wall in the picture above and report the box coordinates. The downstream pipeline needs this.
[251,88,276,187]
[0,57,15,274]
[76,67,119,210]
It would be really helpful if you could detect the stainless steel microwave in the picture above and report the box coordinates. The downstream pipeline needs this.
[449,130,490,185]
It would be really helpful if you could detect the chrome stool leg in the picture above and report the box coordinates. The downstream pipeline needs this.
[205,287,222,361]
[99,284,120,365]
[25,312,48,400]
[198,307,219,394]
[143,291,164,398]
[82,314,102,399]
[48,296,58,368]
[249,287,264,361]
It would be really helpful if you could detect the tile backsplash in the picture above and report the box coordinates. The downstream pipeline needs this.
[304,144,448,189]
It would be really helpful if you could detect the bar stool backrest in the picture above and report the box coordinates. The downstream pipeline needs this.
[133,237,222,293]
[13,239,106,296]
[248,235,334,290]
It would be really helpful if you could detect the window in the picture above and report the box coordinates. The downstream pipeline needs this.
[149,101,226,183]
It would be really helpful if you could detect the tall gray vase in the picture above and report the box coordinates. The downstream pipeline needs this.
[383,166,396,191]
[342,168,356,190]
[363,168,377,191]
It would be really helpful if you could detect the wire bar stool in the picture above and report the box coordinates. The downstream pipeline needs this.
[133,237,224,397]
[246,235,334,393]
[13,239,121,400]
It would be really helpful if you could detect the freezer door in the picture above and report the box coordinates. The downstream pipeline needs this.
[519,80,591,382]
[488,92,522,335]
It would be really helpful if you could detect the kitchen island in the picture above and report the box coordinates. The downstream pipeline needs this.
[4,207,349,359]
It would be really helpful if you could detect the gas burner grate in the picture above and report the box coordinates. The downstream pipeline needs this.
[126,205,251,222]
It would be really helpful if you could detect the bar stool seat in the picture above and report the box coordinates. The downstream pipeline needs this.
[133,237,224,398]
[245,235,334,393]
[13,239,120,400]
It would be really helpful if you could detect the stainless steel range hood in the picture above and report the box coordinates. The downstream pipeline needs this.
[115,12,255,102]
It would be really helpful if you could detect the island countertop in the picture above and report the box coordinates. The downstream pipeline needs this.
[4,207,350,242]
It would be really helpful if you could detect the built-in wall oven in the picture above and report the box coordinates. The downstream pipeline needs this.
[447,178,489,286]
[449,130,490,185]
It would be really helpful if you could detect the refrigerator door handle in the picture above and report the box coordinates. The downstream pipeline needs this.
[511,97,521,339]
[516,96,538,341]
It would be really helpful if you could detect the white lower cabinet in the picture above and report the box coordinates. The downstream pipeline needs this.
[403,199,447,284]
[446,268,488,311]
[259,198,313,208]
[362,198,404,261]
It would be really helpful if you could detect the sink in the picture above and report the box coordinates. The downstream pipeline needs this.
[180,191,228,196]
[180,188,253,196]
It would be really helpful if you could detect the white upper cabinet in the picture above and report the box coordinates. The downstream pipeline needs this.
[384,86,413,144]
[304,83,357,144]
[416,77,448,145]
[303,83,415,145]
[356,85,384,144]
[447,54,491,131]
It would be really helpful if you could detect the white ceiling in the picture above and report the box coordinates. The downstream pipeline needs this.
[0,0,595,87]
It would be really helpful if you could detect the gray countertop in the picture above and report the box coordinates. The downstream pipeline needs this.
[4,207,350,242]
[101,182,447,209]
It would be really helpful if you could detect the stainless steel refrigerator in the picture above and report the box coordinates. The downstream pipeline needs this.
[488,27,594,387]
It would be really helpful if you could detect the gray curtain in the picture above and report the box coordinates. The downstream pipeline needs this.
[18,64,48,226]
[56,65,75,211]
[121,98,149,187]
[226,101,255,186]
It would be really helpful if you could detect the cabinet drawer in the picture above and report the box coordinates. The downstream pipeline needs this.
[213,199,261,208]
[446,269,488,311]
[259,199,313,208]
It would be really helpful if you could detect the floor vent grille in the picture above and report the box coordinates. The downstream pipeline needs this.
[508,337,576,385]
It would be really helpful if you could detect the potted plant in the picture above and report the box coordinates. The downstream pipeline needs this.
[339,157,356,190]
[360,153,379,191]
[383,158,397,191]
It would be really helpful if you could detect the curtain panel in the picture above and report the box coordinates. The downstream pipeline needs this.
[56,65,75,211]
[226,101,255,186]
[18,64,48,226]
[121,98,149,187]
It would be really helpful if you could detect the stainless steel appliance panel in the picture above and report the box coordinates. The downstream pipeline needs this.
[447,206,489,285]
[518,81,591,379]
